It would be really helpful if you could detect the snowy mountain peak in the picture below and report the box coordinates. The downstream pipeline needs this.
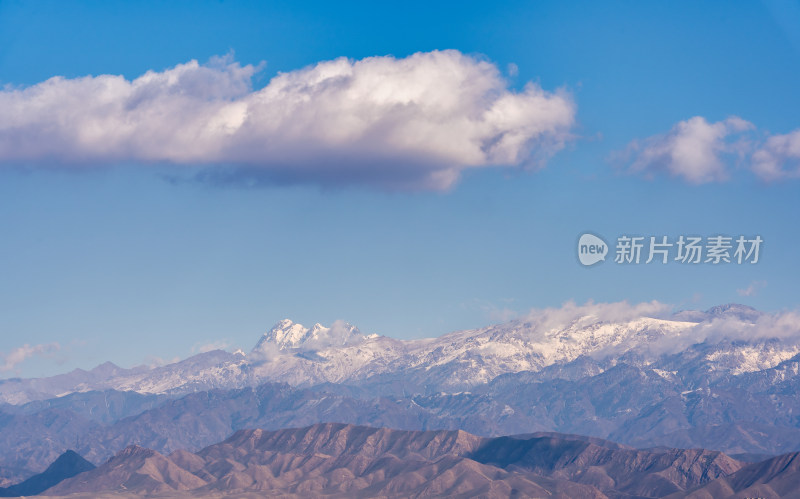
[309,323,329,335]
[320,321,364,347]
[90,361,123,377]
[252,319,310,351]
[6,304,800,406]
[252,319,365,353]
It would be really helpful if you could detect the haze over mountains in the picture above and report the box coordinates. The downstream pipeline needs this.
[2,302,800,495]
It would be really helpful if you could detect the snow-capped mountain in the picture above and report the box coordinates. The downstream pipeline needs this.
[251,319,366,352]
[4,303,800,477]
[1,303,799,404]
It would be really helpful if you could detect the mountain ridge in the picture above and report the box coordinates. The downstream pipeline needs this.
[0,450,95,497]
[41,423,747,498]
[3,303,795,406]
[3,303,800,485]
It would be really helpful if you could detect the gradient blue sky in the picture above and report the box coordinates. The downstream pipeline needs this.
[1,0,799,377]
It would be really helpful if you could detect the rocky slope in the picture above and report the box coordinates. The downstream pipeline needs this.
[43,423,743,498]
[0,451,94,497]
[676,452,800,498]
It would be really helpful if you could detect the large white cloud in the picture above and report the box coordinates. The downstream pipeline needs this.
[0,51,576,190]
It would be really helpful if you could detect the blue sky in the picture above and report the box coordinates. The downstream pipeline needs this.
[1,0,799,377]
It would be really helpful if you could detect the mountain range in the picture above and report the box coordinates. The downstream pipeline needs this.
[2,302,800,493]
[2,423,798,498]
[36,423,751,498]
[2,303,795,405]
[0,450,94,497]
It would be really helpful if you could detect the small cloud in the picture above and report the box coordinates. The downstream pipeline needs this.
[613,116,755,184]
[520,299,672,333]
[0,343,60,372]
[506,63,519,77]
[738,280,767,297]
[469,298,519,323]
[751,129,800,181]
[191,340,231,354]
[616,118,800,185]
[143,355,181,368]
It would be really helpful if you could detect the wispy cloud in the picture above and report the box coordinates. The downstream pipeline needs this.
[738,280,767,297]
[614,116,800,184]
[752,129,800,181]
[0,343,61,372]
[0,51,576,191]
[468,298,519,323]
[692,310,800,343]
[191,340,231,354]
[143,355,181,368]
[520,300,800,359]
[613,116,754,184]
[520,299,672,332]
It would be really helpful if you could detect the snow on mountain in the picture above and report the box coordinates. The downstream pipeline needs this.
[109,350,249,394]
[705,343,800,375]
[251,319,365,353]
[394,316,699,387]
[2,303,799,404]
[252,319,310,350]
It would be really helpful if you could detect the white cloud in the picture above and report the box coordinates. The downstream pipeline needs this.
[616,117,800,185]
[0,51,576,190]
[299,320,365,351]
[143,355,182,368]
[0,343,60,372]
[520,299,672,333]
[616,116,754,184]
[737,280,767,297]
[520,301,800,359]
[751,129,800,181]
[484,304,518,323]
[191,340,231,354]
[467,298,519,323]
[692,310,800,344]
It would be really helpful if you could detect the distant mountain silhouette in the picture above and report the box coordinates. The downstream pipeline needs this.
[0,450,94,497]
